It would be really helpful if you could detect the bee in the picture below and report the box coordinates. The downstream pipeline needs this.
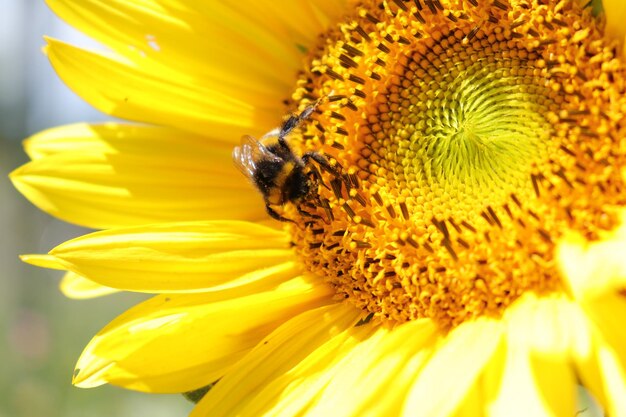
[233,99,332,222]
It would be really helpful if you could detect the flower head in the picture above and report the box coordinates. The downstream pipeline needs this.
[11,0,626,416]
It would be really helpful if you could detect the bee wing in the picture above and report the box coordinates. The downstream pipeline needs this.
[232,135,281,179]
[260,127,280,139]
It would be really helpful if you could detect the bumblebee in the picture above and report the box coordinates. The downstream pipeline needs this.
[233,101,331,222]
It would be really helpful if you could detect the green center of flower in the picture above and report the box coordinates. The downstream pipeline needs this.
[278,0,626,328]
[370,36,553,223]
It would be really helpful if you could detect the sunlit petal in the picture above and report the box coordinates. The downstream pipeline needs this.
[73,276,335,393]
[558,216,626,300]
[60,272,120,299]
[485,294,577,417]
[11,123,265,228]
[192,303,363,417]
[49,221,296,293]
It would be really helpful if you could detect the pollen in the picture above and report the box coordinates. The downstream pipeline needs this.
[285,0,626,328]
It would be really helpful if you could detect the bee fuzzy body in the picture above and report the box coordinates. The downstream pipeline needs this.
[253,150,309,206]
[232,99,332,222]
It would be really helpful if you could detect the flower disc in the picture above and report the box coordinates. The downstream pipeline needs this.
[280,0,626,328]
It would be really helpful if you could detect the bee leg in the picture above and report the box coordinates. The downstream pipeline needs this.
[265,203,294,223]
[280,98,322,137]
[304,197,332,224]
[302,152,339,176]
[297,205,322,220]
[297,103,317,121]
[307,165,330,190]
[280,114,301,138]
[319,197,334,222]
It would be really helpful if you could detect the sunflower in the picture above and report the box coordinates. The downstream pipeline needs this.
[10,0,626,415]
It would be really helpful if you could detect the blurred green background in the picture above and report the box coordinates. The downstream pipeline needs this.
[0,1,192,416]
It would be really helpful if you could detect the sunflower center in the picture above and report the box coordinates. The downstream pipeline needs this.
[281,0,626,328]
[368,35,553,224]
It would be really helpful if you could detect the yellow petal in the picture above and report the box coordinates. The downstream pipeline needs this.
[11,123,265,228]
[219,1,348,60]
[192,302,363,417]
[49,221,297,293]
[574,307,626,417]
[20,253,66,270]
[305,319,440,417]
[558,215,626,300]
[45,1,346,133]
[42,0,350,149]
[485,343,574,417]
[560,212,626,374]
[580,292,626,365]
[44,37,280,139]
[208,316,497,417]
[250,322,376,417]
[593,342,626,417]
[20,254,119,299]
[603,0,626,55]
[402,318,503,417]
[452,381,486,417]
[48,0,345,126]
[73,276,334,393]
[60,272,119,299]
[485,294,576,417]
[480,293,626,417]
[22,122,171,160]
